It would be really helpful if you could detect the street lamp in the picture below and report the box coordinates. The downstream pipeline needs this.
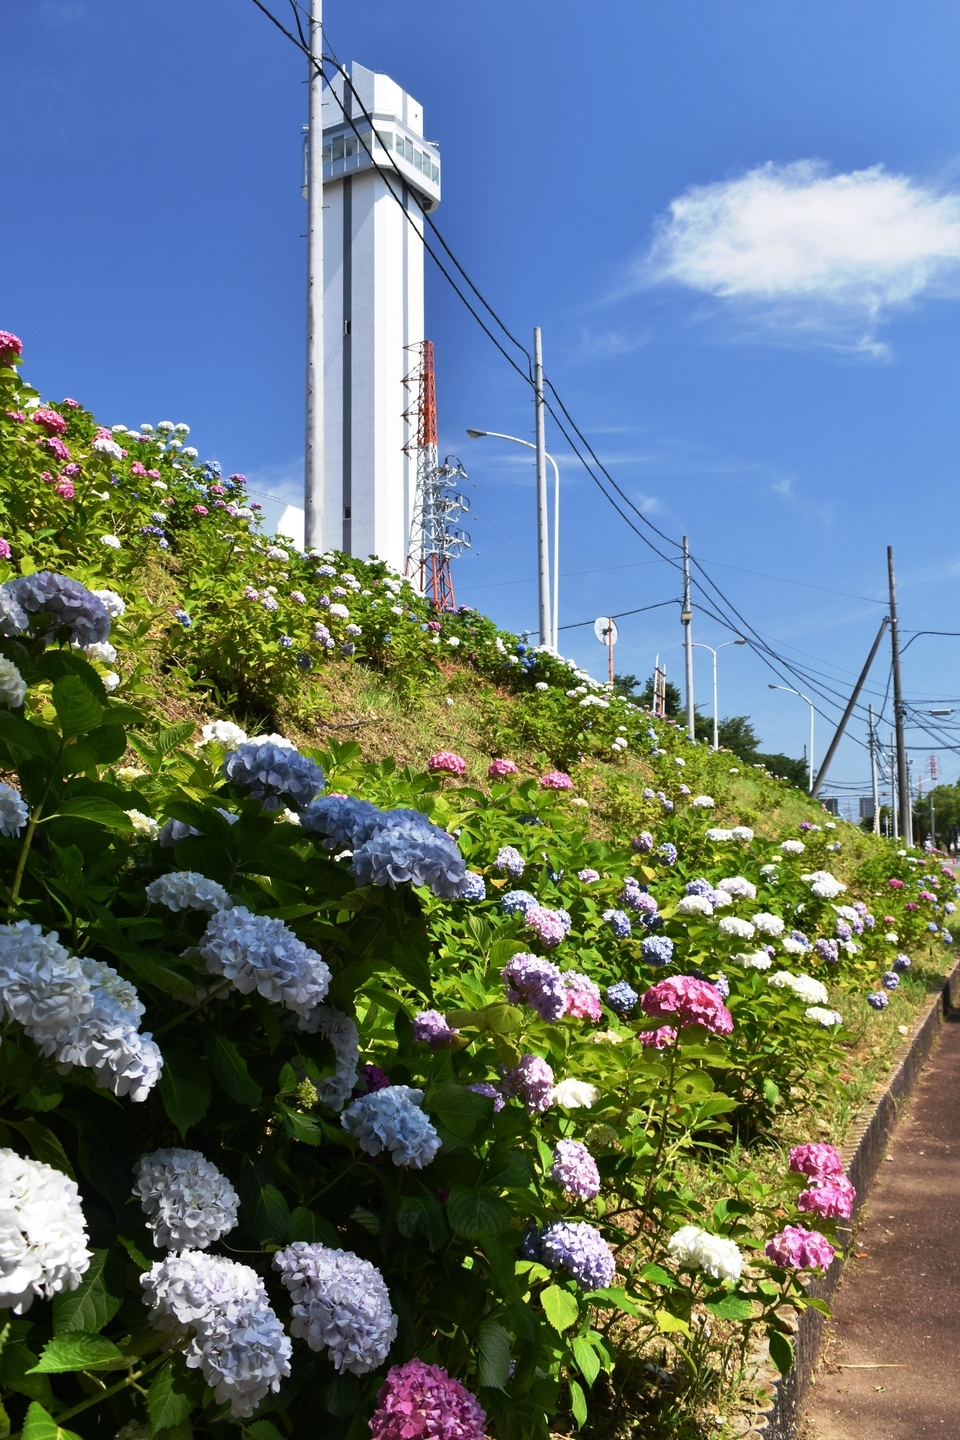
[768,684,815,793]
[692,640,747,750]
[466,429,560,651]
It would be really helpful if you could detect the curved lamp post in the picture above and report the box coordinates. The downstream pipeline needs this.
[692,639,747,749]
[769,683,815,792]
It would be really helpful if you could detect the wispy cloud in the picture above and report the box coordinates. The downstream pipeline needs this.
[569,327,652,362]
[641,161,960,353]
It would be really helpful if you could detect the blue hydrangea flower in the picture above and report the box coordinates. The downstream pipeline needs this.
[928,922,939,933]
[340,1085,441,1168]
[222,741,325,812]
[867,991,889,1010]
[881,972,900,990]
[302,795,384,850]
[351,813,466,899]
[297,654,313,669]
[456,872,487,902]
[502,890,538,916]
[342,642,356,657]
[603,909,632,939]
[0,573,111,647]
[642,935,675,967]
[495,846,525,879]
[713,972,730,999]
[606,980,638,1015]
[540,1221,615,1290]
[892,953,911,972]
[656,843,678,866]
[685,878,720,902]
[174,610,192,628]
[280,635,293,648]
[790,930,811,949]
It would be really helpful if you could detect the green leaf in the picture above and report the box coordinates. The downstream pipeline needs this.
[768,1329,794,1376]
[541,1285,579,1333]
[571,1336,601,1387]
[446,1186,511,1241]
[52,1250,121,1334]
[0,1398,9,1440]
[569,1379,588,1428]
[243,1424,287,1440]
[21,1403,82,1440]
[477,1319,511,1391]
[87,725,128,764]
[762,1077,782,1107]
[238,1158,290,1243]
[147,1357,193,1436]
[704,1294,755,1321]
[6,1119,74,1179]
[52,675,103,738]
[207,1033,262,1107]
[34,651,107,703]
[582,1286,640,1316]
[637,1263,678,1290]
[287,1207,341,1248]
[278,1104,322,1145]
[155,721,196,757]
[29,1333,126,1373]
[0,711,46,757]
[655,1309,691,1337]
[396,1193,447,1250]
[428,1083,491,1140]
[54,796,133,830]
[159,1045,212,1137]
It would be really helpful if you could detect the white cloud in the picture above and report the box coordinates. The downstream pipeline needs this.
[643,161,960,351]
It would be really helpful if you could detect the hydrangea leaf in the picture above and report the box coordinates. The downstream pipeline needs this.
[28,1333,126,1373]
[51,675,104,739]
[571,1336,601,1387]
[446,1186,511,1241]
[146,1356,194,1435]
[704,1294,755,1321]
[20,1403,82,1440]
[6,1119,75,1180]
[207,1033,262,1107]
[569,1379,588,1427]
[159,1044,212,1137]
[540,1285,579,1333]
[52,1251,122,1336]
[768,1329,794,1376]
[478,1319,511,1390]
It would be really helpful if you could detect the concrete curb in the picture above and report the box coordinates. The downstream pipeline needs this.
[754,954,960,1439]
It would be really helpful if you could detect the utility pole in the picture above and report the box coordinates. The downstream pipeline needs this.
[868,704,880,835]
[303,0,324,550]
[887,547,911,841]
[681,536,695,739]
[811,616,888,797]
[890,735,898,840]
[533,329,550,648]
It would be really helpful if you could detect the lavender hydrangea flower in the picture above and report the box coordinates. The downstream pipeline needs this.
[632,832,654,853]
[550,1139,600,1200]
[341,1086,441,1168]
[656,843,678,866]
[713,972,730,999]
[620,879,658,915]
[222,741,324,812]
[540,1220,616,1289]
[133,1149,239,1251]
[466,1082,504,1112]
[502,1054,554,1113]
[642,935,675,967]
[273,1242,398,1375]
[301,794,384,850]
[814,938,840,965]
[503,955,566,1021]
[0,572,110,647]
[524,905,567,948]
[412,1010,460,1048]
[867,992,889,1010]
[502,889,538,916]
[603,909,632,939]
[881,972,900,990]
[495,845,525,878]
[351,812,466,898]
[893,953,912,971]
[456,872,486,901]
[685,877,721,903]
[606,980,638,1015]
[578,868,600,883]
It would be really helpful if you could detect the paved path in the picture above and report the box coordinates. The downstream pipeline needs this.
[800,1011,960,1439]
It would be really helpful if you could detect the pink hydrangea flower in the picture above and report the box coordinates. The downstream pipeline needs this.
[0,539,10,560]
[562,971,603,1021]
[540,770,573,790]
[641,976,734,1036]
[488,758,519,778]
[192,504,209,515]
[147,469,161,479]
[62,398,80,408]
[502,1053,554,1113]
[129,461,146,477]
[5,410,25,423]
[888,878,904,889]
[32,408,67,435]
[209,483,226,495]
[0,332,23,364]
[39,435,70,462]
[39,471,54,484]
[290,591,307,605]
[427,620,442,633]
[370,1359,487,1440]
[788,1143,844,1180]
[54,479,75,500]
[524,905,567,949]
[765,1224,836,1271]
[797,1175,856,1220]
[428,751,467,776]
[640,1025,677,1049]
[243,587,259,601]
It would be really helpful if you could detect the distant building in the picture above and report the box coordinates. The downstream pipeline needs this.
[315,61,441,572]
[820,797,839,816]
[859,796,876,820]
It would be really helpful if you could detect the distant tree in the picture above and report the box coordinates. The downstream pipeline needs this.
[754,752,809,789]
[917,783,960,849]
[637,674,682,717]
[693,713,761,761]
[612,673,640,698]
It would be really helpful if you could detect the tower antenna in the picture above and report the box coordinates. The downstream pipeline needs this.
[404,341,471,609]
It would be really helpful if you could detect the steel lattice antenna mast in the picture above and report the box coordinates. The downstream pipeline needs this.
[403,341,470,609]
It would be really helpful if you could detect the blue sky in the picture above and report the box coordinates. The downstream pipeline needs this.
[5,0,960,809]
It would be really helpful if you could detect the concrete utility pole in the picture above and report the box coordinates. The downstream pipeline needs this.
[681,536,695,738]
[887,547,911,841]
[303,0,324,550]
[811,616,889,798]
[533,329,550,647]
[868,704,880,835]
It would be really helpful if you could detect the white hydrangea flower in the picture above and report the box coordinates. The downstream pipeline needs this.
[800,870,847,899]
[146,872,233,914]
[551,1078,600,1109]
[806,1006,843,1027]
[125,810,159,842]
[667,1225,742,1282]
[692,795,715,809]
[0,658,26,709]
[103,673,121,692]
[200,906,330,1017]
[737,950,773,971]
[711,889,733,907]
[274,1242,398,1375]
[705,828,734,842]
[780,840,805,855]
[676,895,714,918]
[751,912,784,937]
[134,1149,240,1251]
[884,931,899,943]
[0,784,28,838]
[717,876,756,900]
[115,1425,150,1440]
[780,936,808,956]
[0,1150,92,1313]
[257,733,295,749]
[760,863,779,877]
[768,971,829,1005]
[100,536,122,550]
[80,640,117,665]
[718,916,756,940]
[91,589,126,619]
[141,1251,291,1417]
[295,1008,359,1110]
[341,1086,441,1168]
[731,826,754,841]
[200,720,249,749]
[329,604,350,620]
[0,921,94,1046]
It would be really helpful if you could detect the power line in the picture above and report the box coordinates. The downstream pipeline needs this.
[558,598,681,633]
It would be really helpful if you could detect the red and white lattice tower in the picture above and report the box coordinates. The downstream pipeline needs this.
[403,341,470,609]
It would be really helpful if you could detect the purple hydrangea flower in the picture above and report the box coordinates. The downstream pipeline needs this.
[835,920,853,942]
[223,741,325,812]
[814,938,840,965]
[502,1054,554,1113]
[893,953,911,972]
[686,878,720,903]
[540,1220,616,1289]
[0,572,111,647]
[495,846,525,879]
[603,909,632,939]
[867,991,889,1010]
[302,795,384,850]
[524,905,567,948]
[503,955,566,1021]
[351,813,466,899]
[713,972,730,999]
[550,1140,600,1200]
[578,868,600,883]
[412,1010,459,1048]
[881,972,900,990]
[620,879,658,915]
[502,889,537,916]
[632,832,654,854]
[656,843,678,866]
[642,935,675,967]
[362,1064,392,1093]
[466,1081,504,1113]
[606,980,638,1015]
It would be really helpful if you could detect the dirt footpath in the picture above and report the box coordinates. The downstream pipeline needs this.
[800,1011,960,1439]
